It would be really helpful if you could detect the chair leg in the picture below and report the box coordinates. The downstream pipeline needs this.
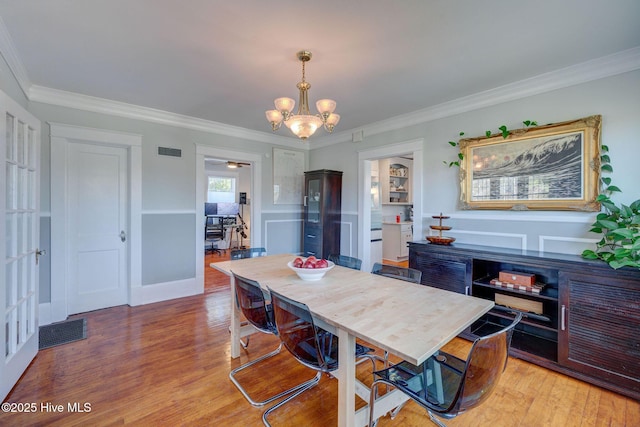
[390,400,408,419]
[262,372,322,426]
[229,343,319,407]
[427,410,448,427]
[369,380,381,427]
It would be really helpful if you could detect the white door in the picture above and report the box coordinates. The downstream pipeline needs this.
[0,90,40,400]
[67,143,128,314]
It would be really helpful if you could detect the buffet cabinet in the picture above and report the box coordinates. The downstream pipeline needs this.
[408,242,640,400]
[302,170,342,259]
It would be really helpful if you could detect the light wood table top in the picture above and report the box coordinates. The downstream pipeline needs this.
[212,253,493,366]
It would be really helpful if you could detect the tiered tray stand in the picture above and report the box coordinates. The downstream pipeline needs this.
[427,213,455,245]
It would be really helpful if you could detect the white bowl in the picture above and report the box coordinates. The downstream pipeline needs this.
[287,260,335,281]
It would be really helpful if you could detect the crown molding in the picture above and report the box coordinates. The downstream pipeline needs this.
[0,15,31,98]
[313,46,640,149]
[29,85,311,149]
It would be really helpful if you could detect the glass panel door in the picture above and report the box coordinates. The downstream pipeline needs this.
[1,90,40,400]
[306,177,321,223]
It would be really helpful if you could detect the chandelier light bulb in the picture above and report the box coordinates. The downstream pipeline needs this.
[324,113,340,132]
[274,97,295,114]
[316,99,336,115]
[265,109,283,131]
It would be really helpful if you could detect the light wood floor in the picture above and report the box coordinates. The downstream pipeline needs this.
[3,251,639,426]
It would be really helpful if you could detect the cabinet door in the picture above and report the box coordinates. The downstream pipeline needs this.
[399,226,412,257]
[412,251,471,294]
[558,271,640,395]
[305,175,322,223]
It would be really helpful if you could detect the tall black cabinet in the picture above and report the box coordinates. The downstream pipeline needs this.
[303,170,342,259]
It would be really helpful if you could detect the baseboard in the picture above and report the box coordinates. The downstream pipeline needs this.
[130,277,204,306]
[39,302,53,326]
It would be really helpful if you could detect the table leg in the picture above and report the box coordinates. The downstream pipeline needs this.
[337,328,356,427]
[230,275,241,358]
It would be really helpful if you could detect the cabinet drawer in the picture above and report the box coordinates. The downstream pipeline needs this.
[304,244,321,257]
[303,224,322,257]
[303,225,322,243]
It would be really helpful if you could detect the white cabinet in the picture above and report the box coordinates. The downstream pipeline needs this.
[380,157,411,205]
[383,223,413,261]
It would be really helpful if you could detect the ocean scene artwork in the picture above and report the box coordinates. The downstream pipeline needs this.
[470,131,583,201]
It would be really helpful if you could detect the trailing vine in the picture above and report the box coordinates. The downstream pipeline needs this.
[444,120,538,168]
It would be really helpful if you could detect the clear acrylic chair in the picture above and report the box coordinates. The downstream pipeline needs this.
[368,312,522,427]
[328,254,362,270]
[263,288,378,426]
[229,248,268,348]
[230,247,267,259]
[370,262,423,381]
[228,272,317,407]
[371,262,422,284]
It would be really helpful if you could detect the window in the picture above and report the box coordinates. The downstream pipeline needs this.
[207,176,236,203]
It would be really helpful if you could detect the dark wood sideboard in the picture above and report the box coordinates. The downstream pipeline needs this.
[408,242,640,401]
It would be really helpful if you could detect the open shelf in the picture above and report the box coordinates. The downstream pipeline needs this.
[473,276,558,301]
[468,312,558,362]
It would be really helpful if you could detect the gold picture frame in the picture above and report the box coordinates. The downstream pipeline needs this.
[459,115,601,211]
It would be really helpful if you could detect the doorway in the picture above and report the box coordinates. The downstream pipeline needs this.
[50,124,142,322]
[195,146,262,286]
[357,139,424,272]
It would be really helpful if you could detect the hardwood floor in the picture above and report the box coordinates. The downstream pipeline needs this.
[3,251,639,426]
[382,259,409,268]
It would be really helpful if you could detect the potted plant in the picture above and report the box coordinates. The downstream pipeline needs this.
[581,144,640,269]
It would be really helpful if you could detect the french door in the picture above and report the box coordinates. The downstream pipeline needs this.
[0,90,40,400]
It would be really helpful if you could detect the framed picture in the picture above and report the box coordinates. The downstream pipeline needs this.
[459,115,601,211]
[273,148,305,204]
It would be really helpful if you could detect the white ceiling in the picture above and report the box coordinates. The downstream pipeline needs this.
[1,1,639,142]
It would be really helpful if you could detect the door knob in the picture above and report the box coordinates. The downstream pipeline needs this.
[120,230,127,242]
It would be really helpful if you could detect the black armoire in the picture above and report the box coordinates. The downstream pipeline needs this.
[302,170,342,259]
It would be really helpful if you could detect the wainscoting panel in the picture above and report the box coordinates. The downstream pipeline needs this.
[425,214,599,253]
[142,213,196,285]
[264,216,303,255]
[339,213,358,258]
[539,235,599,255]
[441,229,527,250]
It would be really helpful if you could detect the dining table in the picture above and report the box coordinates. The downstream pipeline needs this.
[211,253,494,427]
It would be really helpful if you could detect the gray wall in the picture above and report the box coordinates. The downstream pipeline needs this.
[24,102,305,302]
[310,70,640,254]
[3,56,638,304]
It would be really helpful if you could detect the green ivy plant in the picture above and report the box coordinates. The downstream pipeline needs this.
[581,145,640,269]
[444,120,538,168]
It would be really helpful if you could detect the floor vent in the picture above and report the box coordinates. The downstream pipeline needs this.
[158,147,182,157]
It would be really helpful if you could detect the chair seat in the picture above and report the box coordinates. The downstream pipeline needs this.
[369,312,522,427]
[294,329,374,371]
[373,353,464,414]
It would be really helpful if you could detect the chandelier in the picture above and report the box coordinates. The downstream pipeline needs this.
[265,50,340,140]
